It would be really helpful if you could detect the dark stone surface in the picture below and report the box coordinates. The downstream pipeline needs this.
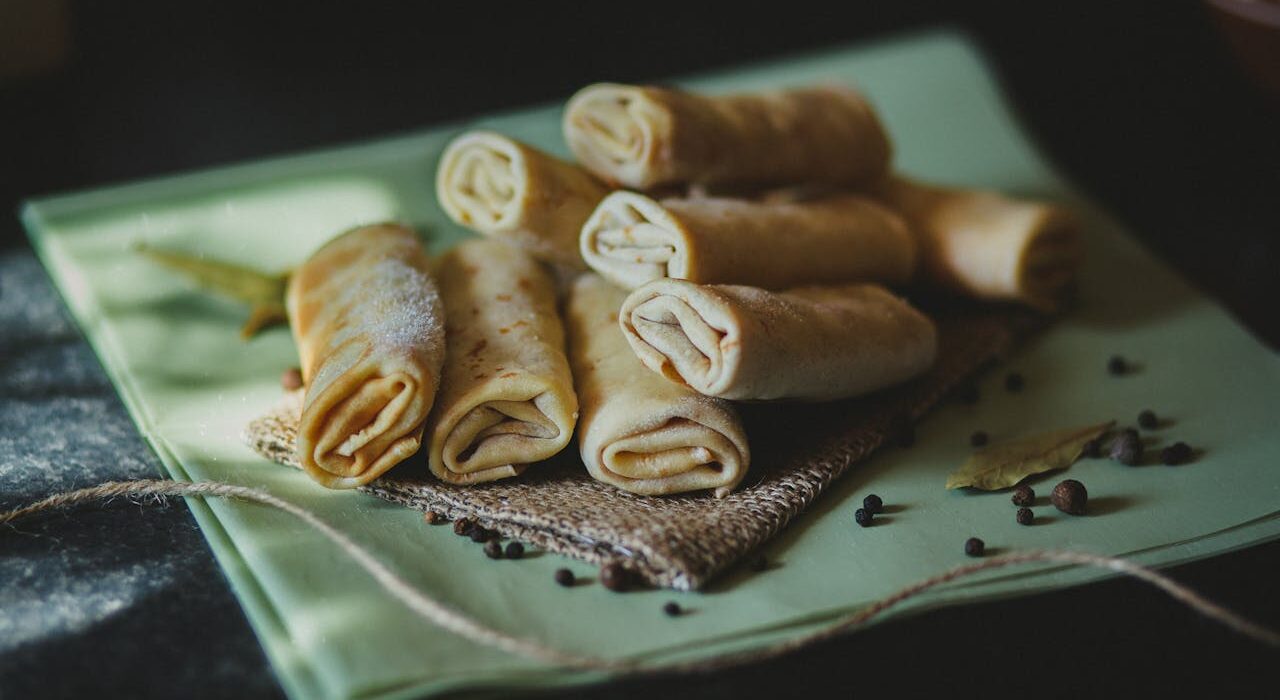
[2,2,1277,697]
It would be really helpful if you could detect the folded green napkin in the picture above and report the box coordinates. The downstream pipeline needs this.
[23,29,1280,700]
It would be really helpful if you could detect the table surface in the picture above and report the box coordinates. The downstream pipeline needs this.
[2,2,1278,697]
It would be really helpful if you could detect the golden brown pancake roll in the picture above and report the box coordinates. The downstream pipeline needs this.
[619,279,937,401]
[427,239,577,484]
[579,191,916,291]
[567,274,749,497]
[874,176,1081,311]
[287,223,445,489]
[564,83,892,190]
[436,131,609,268]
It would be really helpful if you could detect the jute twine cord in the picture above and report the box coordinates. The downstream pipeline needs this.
[3,478,1276,679]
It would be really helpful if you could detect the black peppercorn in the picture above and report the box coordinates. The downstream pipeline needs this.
[1011,484,1035,507]
[1110,428,1143,466]
[1161,442,1194,466]
[662,602,682,617]
[600,562,630,592]
[424,511,444,525]
[483,540,503,559]
[957,383,980,405]
[1107,355,1128,375]
[969,431,989,447]
[554,568,575,587]
[1138,410,1159,430]
[854,508,873,527]
[1016,507,1034,526]
[863,494,883,513]
[469,527,492,543]
[453,518,475,536]
[964,537,985,557]
[1051,479,1088,515]
[1004,372,1024,392]
[504,542,525,559]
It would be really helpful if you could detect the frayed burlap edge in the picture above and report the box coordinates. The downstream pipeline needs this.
[243,310,1036,590]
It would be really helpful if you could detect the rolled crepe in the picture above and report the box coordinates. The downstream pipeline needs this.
[427,239,577,484]
[436,131,610,268]
[563,83,891,190]
[620,279,937,401]
[580,190,916,290]
[568,274,749,497]
[287,223,445,489]
[874,176,1081,311]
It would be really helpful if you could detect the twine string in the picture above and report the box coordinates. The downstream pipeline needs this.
[3,478,1276,676]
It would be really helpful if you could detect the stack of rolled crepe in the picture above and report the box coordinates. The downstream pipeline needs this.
[287,223,445,489]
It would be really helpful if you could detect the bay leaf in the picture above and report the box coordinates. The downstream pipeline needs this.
[945,420,1114,490]
[137,243,290,338]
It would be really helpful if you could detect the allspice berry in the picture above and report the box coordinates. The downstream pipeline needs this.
[1051,479,1088,515]
[1016,507,1034,526]
[964,537,985,557]
[1110,428,1143,466]
[1011,485,1035,507]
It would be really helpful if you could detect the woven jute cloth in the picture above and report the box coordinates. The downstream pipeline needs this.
[244,308,1034,591]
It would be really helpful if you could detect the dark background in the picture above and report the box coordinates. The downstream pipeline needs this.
[2,1,1278,697]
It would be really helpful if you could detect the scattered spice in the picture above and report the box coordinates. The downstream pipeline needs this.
[964,537,985,557]
[1081,435,1105,458]
[424,511,445,525]
[957,383,980,405]
[280,367,303,390]
[945,421,1114,491]
[483,540,503,559]
[504,542,525,559]
[554,568,576,587]
[1110,428,1143,466]
[1051,479,1088,515]
[1107,355,1128,375]
[662,602,682,617]
[863,494,883,514]
[600,562,631,592]
[1016,507,1034,526]
[854,508,873,527]
[1011,485,1035,507]
[1161,442,1194,466]
[453,518,475,536]
[1004,372,1024,392]
[1138,410,1159,430]
[969,431,989,447]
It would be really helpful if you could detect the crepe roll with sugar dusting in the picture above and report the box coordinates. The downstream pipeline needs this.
[580,190,916,291]
[620,279,937,401]
[427,239,577,484]
[436,131,609,268]
[568,274,749,498]
[874,176,1081,311]
[287,223,445,489]
[564,83,891,190]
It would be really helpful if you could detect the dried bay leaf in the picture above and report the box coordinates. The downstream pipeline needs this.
[136,243,290,338]
[945,421,1114,490]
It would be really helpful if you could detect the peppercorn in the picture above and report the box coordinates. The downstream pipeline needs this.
[970,431,989,447]
[469,527,492,543]
[453,518,475,536]
[1138,409,1159,430]
[1161,442,1194,466]
[280,367,304,391]
[964,537,985,557]
[1110,428,1143,466]
[662,602,682,617]
[504,542,525,559]
[1016,507,1034,526]
[600,562,630,592]
[554,568,575,587]
[1004,372,1024,392]
[957,383,980,405]
[483,540,503,559]
[863,494,883,514]
[1107,355,1128,375]
[1051,479,1088,515]
[1011,484,1035,507]
[854,508,873,527]
[424,511,444,525]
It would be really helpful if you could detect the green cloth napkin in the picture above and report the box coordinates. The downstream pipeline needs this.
[22,29,1280,700]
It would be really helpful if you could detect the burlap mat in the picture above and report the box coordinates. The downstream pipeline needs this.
[244,308,1035,590]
